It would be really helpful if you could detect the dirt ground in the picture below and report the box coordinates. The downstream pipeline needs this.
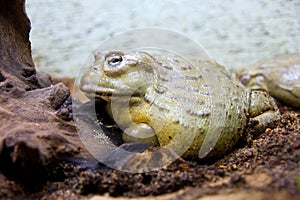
[0,100,299,200]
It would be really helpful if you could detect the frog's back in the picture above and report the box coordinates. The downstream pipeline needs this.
[141,55,248,159]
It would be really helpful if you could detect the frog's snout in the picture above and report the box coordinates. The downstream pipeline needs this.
[79,72,95,94]
[240,73,268,92]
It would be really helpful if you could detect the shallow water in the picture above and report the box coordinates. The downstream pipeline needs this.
[26,0,300,77]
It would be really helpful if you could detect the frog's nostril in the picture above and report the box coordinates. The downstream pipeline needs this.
[94,51,104,60]
[92,65,98,71]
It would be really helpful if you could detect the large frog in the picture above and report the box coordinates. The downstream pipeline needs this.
[79,50,296,160]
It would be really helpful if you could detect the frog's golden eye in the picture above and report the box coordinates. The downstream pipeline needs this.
[107,55,123,66]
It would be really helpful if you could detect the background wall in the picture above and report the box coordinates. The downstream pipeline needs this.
[26,0,300,77]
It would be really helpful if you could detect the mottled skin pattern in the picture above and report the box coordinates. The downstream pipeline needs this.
[80,50,280,160]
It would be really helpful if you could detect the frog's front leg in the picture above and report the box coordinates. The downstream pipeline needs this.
[248,91,281,134]
[122,123,159,147]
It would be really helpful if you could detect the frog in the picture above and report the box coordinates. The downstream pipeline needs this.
[237,53,300,108]
[79,50,284,160]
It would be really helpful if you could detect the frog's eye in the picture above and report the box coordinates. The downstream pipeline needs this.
[107,55,123,66]
[240,74,250,85]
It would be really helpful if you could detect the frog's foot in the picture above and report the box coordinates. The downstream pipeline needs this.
[248,109,280,134]
[248,91,281,134]
[122,123,159,147]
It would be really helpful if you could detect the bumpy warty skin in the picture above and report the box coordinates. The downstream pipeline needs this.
[80,50,281,160]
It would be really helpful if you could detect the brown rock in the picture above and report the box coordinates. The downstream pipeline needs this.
[0,0,81,183]
[0,0,38,91]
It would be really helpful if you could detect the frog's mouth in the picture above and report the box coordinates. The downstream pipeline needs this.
[80,78,137,100]
[93,92,112,101]
[80,85,112,101]
[84,90,141,102]
[82,90,112,101]
[80,80,145,101]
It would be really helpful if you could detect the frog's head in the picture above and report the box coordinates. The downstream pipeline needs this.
[236,69,269,92]
[80,50,157,101]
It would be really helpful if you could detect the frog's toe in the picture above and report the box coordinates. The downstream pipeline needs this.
[248,109,280,134]
[248,91,281,134]
[123,123,159,147]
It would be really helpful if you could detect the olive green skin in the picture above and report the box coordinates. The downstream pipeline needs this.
[80,50,278,160]
[238,53,300,108]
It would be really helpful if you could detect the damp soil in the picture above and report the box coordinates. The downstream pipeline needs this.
[0,102,299,200]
